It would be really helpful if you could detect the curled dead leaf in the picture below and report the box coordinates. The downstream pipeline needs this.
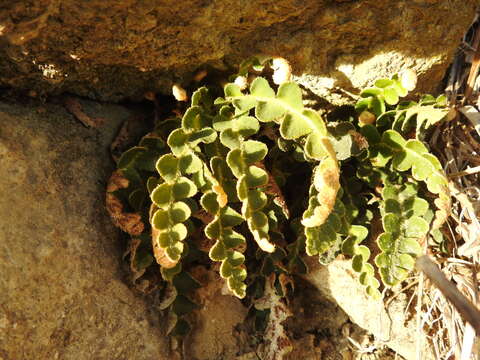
[172,84,188,102]
[107,170,129,192]
[106,192,123,214]
[399,68,417,92]
[302,158,340,228]
[151,226,178,269]
[212,184,228,208]
[106,170,144,235]
[106,193,145,235]
[272,57,292,85]
[115,213,144,236]
[234,75,248,90]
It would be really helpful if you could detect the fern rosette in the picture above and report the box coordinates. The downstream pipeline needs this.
[106,60,453,346]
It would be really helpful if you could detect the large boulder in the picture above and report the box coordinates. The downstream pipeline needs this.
[0,0,477,101]
[0,99,172,359]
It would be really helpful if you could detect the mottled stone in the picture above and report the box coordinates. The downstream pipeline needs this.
[186,270,248,360]
[303,258,434,360]
[0,0,477,101]
[0,100,169,359]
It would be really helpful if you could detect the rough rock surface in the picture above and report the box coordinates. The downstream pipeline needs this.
[186,270,248,360]
[0,99,172,359]
[303,258,433,360]
[0,0,477,101]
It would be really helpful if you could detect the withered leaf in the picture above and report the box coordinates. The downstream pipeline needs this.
[106,193,144,236]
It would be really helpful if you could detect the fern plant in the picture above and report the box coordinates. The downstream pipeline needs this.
[106,59,451,339]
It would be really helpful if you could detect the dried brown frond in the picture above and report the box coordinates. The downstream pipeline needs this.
[106,170,145,236]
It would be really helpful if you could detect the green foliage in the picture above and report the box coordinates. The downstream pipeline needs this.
[202,191,248,298]
[391,95,449,139]
[349,72,450,291]
[159,270,201,336]
[107,60,451,340]
[375,183,426,286]
[151,154,197,263]
[218,76,340,258]
[342,225,381,299]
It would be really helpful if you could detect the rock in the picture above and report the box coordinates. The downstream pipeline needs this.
[302,258,434,360]
[185,270,248,360]
[284,276,350,360]
[0,99,170,359]
[0,0,476,102]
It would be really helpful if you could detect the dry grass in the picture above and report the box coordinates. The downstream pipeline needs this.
[414,12,480,359]
[421,114,480,360]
